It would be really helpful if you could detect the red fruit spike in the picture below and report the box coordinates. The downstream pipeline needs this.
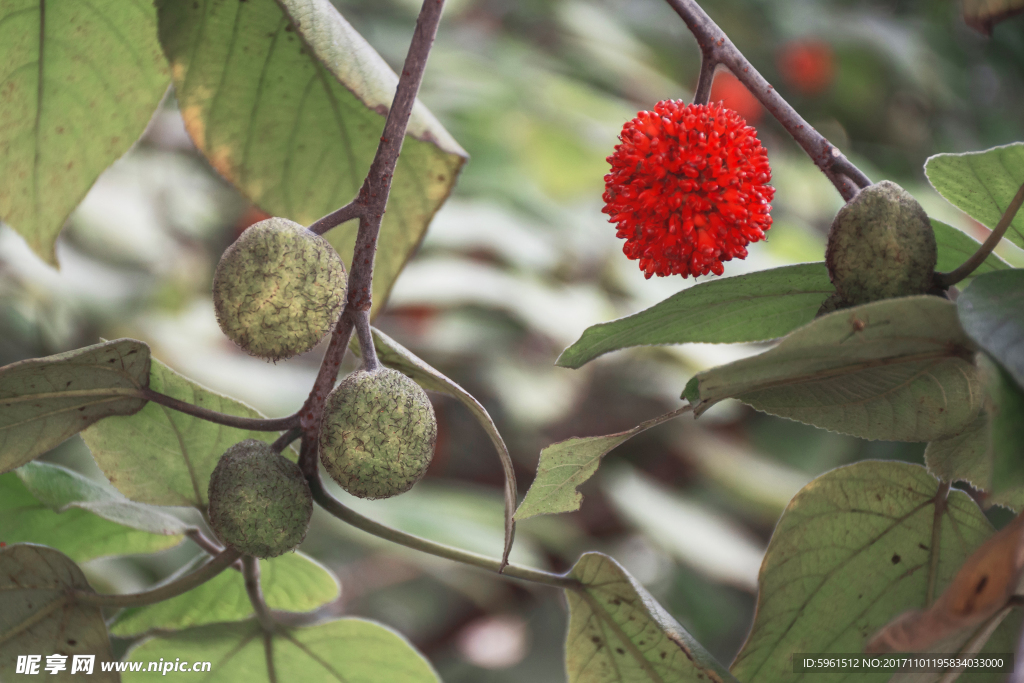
[602,101,774,279]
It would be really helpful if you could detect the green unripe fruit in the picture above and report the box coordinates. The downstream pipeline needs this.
[319,367,437,500]
[213,217,347,361]
[825,181,936,306]
[207,439,313,558]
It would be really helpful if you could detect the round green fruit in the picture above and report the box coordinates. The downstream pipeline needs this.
[213,217,347,361]
[319,367,437,500]
[207,439,313,558]
[825,181,936,306]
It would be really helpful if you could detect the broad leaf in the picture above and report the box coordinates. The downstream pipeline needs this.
[82,358,289,508]
[980,356,1024,496]
[687,296,982,442]
[111,552,339,636]
[931,219,1010,282]
[0,339,150,474]
[730,461,997,683]
[958,270,1024,389]
[157,0,466,314]
[0,545,117,682]
[923,411,1024,511]
[0,463,184,563]
[925,143,1024,251]
[514,406,689,522]
[565,552,739,683]
[368,327,518,565]
[557,263,832,369]
[0,0,170,264]
[124,618,439,682]
[962,0,1024,34]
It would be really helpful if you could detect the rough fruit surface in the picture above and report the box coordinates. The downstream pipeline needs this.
[603,100,774,279]
[319,368,437,500]
[825,181,936,305]
[208,439,313,558]
[213,217,347,361]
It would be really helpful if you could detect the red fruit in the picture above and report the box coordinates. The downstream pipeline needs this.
[709,71,763,123]
[777,40,835,96]
[602,100,774,279]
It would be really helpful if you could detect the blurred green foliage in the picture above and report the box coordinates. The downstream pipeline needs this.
[1,0,1023,679]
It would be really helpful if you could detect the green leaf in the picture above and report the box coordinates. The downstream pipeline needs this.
[110,552,338,636]
[565,552,739,683]
[0,545,117,682]
[730,461,995,683]
[688,296,982,442]
[958,270,1024,389]
[514,406,689,522]
[925,143,1024,251]
[557,263,833,369]
[962,0,1024,34]
[157,0,466,314]
[0,339,151,474]
[367,327,518,563]
[82,357,289,508]
[124,618,439,682]
[979,355,1024,496]
[0,0,170,264]
[931,218,1010,283]
[0,463,184,563]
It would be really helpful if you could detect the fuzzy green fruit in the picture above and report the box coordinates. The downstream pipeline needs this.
[208,439,313,558]
[825,181,936,306]
[213,217,347,361]
[319,368,437,500]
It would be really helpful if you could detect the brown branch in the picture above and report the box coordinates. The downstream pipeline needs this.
[934,181,1024,289]
[243,555,277,633]
[141,387,299,432]
[308,199,362,236]
[667,0,871,199]
[692,53,717,105]
[298,0,445,445]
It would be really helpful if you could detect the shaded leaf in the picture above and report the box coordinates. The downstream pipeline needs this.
[731,461,995,683]
[958,270,1024,389]
[514,406,689,522]
[0,339,150,474]
[962,0,1024,34]
[0,0,170,264]
[925,143,1024,251]
[124,618,439,682]
[687,296,982,442]
[0,545,117,682]
[82,358,290,508]
[979,355,1024,496]
[111,552,339,636]
[157,0,466,314]
[867,510,1024,653]
[0,464,184,563]
[367,327,518,566]
[931,219,1010,283]
[565,552,739,683]
[556,263,832,369]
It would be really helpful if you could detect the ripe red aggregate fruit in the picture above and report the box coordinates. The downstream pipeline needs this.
[777,40,835,96]
[603,100,774,279]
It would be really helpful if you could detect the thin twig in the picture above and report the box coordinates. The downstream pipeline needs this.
[666,0,870,200]
[141,387,298,432]
[264,631,278,683]
[352,310,380,372]
[76,548,241,608]
[934,181,1024,289]
[692,54,717,105]
[298,0,445,443]
[308,471,578,589]
[243,555,277,633]
[308,200,363,236]
[271,427,301,454]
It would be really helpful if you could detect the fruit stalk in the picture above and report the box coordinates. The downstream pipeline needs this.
[665,0,871,200]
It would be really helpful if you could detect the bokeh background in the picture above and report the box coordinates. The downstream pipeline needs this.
[2,0,1024,679]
